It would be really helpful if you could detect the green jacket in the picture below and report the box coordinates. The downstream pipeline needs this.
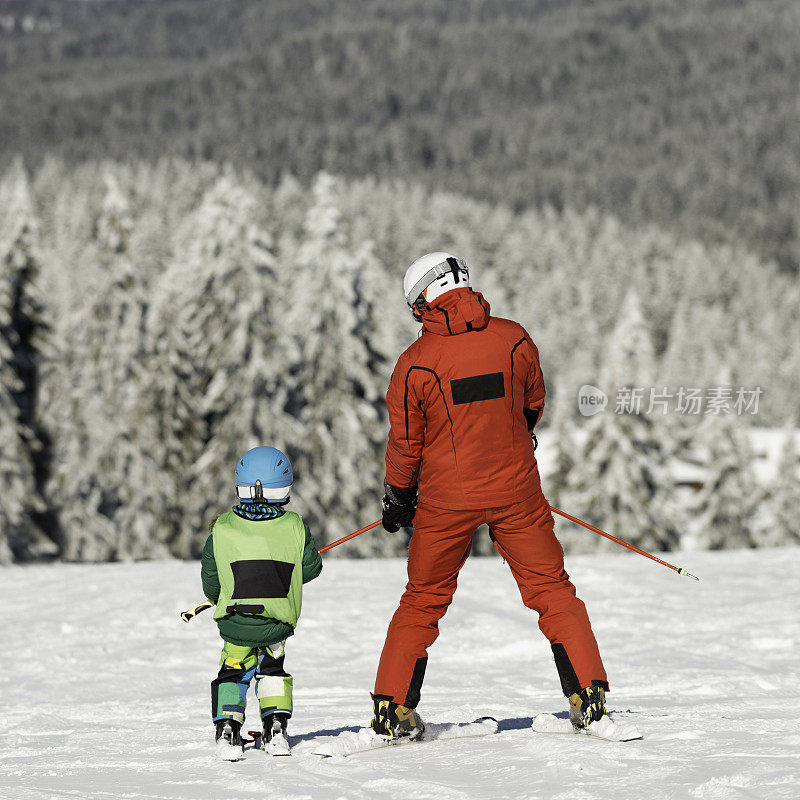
[201,511,322,647]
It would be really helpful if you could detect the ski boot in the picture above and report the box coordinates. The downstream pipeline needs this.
[263,713,291,756]
[214,718,243,761]
[370,697,425,740]
[569,685,607,731]
[567,684,643,740]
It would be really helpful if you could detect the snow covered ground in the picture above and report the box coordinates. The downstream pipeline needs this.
[2,546,798,799]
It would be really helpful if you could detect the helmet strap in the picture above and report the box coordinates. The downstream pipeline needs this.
[446,256,461,283]
[411,295,426,322]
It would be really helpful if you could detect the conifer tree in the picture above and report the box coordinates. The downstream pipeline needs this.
[0,357,31,563]
[759,428,800,547]
[145,170,289,556]
[48,170,169,560]
[544,379,579,511]
[689,414,761,550]
[561,290,681,552]
[283,173,391,552]
[0,159,54,562]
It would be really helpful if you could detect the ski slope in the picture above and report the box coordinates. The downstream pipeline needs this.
[2,547,798,799]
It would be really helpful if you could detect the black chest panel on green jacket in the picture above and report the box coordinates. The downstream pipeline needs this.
[230,559,295,600]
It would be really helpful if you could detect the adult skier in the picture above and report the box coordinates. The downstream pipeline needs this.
[201,446,322,758]
[371,253,609,739]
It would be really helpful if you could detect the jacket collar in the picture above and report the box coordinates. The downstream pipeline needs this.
[421,288,491,336]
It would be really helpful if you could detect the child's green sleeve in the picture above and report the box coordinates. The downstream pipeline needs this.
[200,534,220,602]
[301,524,323,584]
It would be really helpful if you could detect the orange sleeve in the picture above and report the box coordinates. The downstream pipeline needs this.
[522,330,546,429]
[384,355,425,489]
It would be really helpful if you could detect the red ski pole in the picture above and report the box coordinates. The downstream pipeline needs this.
[319,520,381,553]
[549,505,699,580]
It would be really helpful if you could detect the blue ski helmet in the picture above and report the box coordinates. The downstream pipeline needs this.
[234,446,293,504]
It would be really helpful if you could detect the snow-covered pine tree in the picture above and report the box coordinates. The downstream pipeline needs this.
[506,207,604,405]
[129,158,223,282]
[660,298,732,392]
[38,162,114,321]
[688,413,761,550]
[543,378,579,512]
[350,243,416,555]
[0,159,54,562]
[283,172,390,553]
[48,170,169,561]
[757,428,800,546]
[144,169,290,556]
[560,290,681,553]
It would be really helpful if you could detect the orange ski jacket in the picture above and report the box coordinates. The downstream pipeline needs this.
[385,288,546,510]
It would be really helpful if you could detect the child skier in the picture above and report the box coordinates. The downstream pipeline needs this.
[201,446,322,758]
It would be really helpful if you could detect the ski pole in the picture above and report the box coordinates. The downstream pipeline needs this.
[319,519,381,553]
[549,505,699,581]
[181,520,383,622]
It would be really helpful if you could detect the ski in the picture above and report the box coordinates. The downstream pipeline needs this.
[532,713,642,742]
[265,731,291,757]
[215,739,244,761]
[313,716,497,758]
[215,720,247,761]
[262,716,291,757]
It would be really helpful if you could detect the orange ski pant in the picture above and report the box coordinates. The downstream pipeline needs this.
[373,488,608,708]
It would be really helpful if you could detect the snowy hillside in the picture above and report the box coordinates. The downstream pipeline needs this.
[2,548,798,799]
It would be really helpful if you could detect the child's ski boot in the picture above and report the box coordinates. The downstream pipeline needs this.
[370,697,425,739]
[215,718,243,761]
[263,713,291,756]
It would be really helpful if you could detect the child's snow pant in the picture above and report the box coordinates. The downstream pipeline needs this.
[373,488,609,708]
[211,640,292,724]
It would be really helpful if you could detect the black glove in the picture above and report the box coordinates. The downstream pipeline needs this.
[381,483,417,533]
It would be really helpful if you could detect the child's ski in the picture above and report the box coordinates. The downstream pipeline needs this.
[532,713,642,742]
[264,725,291,757]
[312,716,498,758]
[215,739,244,761]
[265,735,291,757]
[215,729,292,760]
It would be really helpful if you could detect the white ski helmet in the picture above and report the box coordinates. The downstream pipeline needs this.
[403,252,470,320]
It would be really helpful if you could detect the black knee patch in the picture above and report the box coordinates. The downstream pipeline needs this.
[212,664,247,686]
[256,647,290,678]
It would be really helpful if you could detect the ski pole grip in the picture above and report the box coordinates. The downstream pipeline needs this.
[181,599,215,623]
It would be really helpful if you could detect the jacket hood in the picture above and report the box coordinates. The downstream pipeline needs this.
[421,288,491,336]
